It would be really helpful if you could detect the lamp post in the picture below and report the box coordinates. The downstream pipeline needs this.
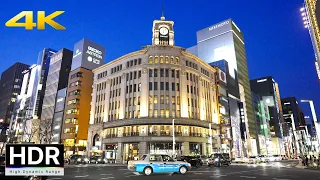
[301,100,320,153]
[172,119,175,158]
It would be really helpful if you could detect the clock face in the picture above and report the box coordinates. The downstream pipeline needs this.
[159,27,168,35]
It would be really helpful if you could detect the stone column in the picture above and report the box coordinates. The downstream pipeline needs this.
[119,73,126,119]
[116,142,123,163]
[182,142,190,155]
[90,83,97,124]
[140,68,149,117]
[202,142,207,155]
[180,70,188,118]
[139,142,148,155]
[104,79,111,122]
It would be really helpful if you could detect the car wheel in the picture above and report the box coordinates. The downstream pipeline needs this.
[179,166,187,174]
[144,167,153,176]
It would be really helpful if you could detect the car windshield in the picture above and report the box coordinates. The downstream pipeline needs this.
[273,155,279,157]
[139,155,147,160]
[258,155,265,157]
[249,156,256,158]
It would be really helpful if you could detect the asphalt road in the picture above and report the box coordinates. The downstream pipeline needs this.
[44,160,320,180]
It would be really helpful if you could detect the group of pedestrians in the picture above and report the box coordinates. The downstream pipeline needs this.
[302,154,320,167]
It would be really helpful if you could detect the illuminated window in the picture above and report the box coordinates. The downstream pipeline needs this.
[160,95,164,104]
[160,110,165,117]
[166,110,169,118]
[170,56,174,64]
[154,56,159,64]
[176,57,179,64]
[149,96,153,104]
[138,97,140,105]
[66,108,79,115]
[11,98,16,102]
[137,110,140,118]
[160,56,164,63]
[172,96,175,104]
[149,110,153,117]
[172,111,175,118]
[149,56,153,64]
[154,110,158,118]
[177,96,180,105]
[67,99,79,105]
[165,56,169,64]
[166,96,169,104]
[154,96,158,104]
[177,110,181,117]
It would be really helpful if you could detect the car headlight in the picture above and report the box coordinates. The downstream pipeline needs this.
[98,158,101,161]
[214,158,219,162]
[77,158,81,161]
[84,158,89,161]
[188,163,191,167]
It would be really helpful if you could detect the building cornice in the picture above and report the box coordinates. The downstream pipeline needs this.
[93,49,148,73]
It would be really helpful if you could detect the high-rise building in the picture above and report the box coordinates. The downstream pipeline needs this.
[0,62,29,124]
[87,13,221,163]
[302,0,320,81]
[187,19,256,154]
[250,76,285,155]
[281,97,306,130]
[61,39,105,155]
[8,48,56,143]
[209,60,243,157]
[40,48,73,144]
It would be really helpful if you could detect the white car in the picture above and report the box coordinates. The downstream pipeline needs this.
[247,156,258,164]
[268,155,281,162]
[128,154,191,175]
[233,156,245,163]
[258,155,269,163]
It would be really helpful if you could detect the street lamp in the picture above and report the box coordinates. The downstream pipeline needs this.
[172,119,175,158]
[301,100,320,153]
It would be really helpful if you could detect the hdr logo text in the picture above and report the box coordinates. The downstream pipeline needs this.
[5,11,66,30]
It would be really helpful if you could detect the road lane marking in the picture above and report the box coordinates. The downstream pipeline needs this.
[75,175,89,178]
[210,175,227,178]
[240,176,256,179]
[125,175,137,177]
[194,173,203,174]
[100,174,112,175]
[101,178,114,179]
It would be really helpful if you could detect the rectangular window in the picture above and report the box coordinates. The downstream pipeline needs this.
[160,110,165,117]
[165,56,169,64]
[149,96,152,104]
[138,71,141,78]
[172,111,175,118]
[129,85,132,93]
[166,96,169,104]
[149,69,153,77]
[186,61,188,66]
[187,85,189,93]
[137,110,140,118]
[138,83,141,91]
[129,98,132,106]
[154,82,158,90]
[126,73,129,81]
[172,96,175,104]
[149,82,153,90]
[134,59,137,65]
[191,86,193,94]
[190,74,193,81]
[165,82,169,90]
[149,110,153,117]
[171,70,175,78]
[186,73,189,80]
[170,56,174,64]
[177,83,180,91]
[160,82,164,90]
[165,69,169,77]
[134,71,137,79]
[138,58,141,64]
[188,98,190,106]
[138,97,140,105]
[154,96,158,104]
[130,72,132,80]
[154,110,158,118]
[154,69,158,77]
[134,84,137,92]
[166,110,169,118]
[177,110,180,117]
[172,83,175,91]
[160,69,164,77]
[160,95,164,104]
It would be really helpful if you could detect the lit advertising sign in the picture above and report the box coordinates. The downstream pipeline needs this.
[196,19,232,43]
[315,60,320,82]
[71,38,106,71]
[218,69,227,84]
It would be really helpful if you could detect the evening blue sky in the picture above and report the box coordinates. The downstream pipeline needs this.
[0,0,319,117]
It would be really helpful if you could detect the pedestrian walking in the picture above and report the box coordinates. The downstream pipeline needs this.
[305,155,309,167]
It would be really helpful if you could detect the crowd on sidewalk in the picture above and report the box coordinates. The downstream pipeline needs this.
[301,154,320,168]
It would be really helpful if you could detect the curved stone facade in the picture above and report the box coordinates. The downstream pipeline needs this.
[88,45,221,163]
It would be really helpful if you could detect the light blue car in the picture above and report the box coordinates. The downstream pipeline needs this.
[127,154,191,175]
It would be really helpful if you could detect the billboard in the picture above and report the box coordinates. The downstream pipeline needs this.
[71,38,105,71]
[196,19,232,43]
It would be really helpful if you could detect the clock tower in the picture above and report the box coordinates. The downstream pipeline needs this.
[152,9,174,46]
